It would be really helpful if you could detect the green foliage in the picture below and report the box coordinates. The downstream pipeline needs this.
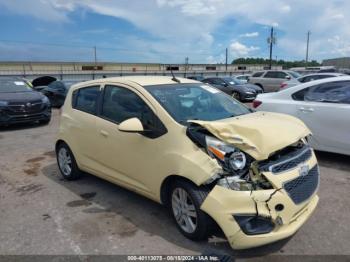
[232,57,320,69]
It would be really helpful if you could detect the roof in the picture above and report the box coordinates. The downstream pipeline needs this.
[73,76,199,88]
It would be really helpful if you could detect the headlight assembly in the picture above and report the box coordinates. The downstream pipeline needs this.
[205,135,247,173]
[0,101,8,107]
[41,96,50,104]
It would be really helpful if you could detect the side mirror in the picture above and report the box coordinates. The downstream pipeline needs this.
[223,82,228,87]
[118,117,144,133]
[285,75,291,80]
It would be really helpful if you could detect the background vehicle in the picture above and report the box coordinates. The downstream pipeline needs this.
[41,80,81,107]
[202,77,262,101]
[186,76,204,81]
[254,76,350,155]
[280,73,345,90]
[56,76,318,250]
[249,70,301,92]
[0,78,51,126]
[234,74,251,83]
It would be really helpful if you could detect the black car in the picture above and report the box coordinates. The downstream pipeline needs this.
[41,80,80,108]
[0,78,51,126]
[202,77,262,101]
[187,75,205,81]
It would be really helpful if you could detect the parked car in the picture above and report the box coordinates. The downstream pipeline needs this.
[234,74,251,83]
[41,80,81,107]
[280,73,345,90]
[186,76,204,81]
[249,70,301,92]
[202,77,262,101]
[0,78,51,126]
[56,76,319,250]
[253,76,350,155]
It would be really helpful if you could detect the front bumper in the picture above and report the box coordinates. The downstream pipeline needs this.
[240,92,257,101]
[0,107,51,126]
[201,152,319,250]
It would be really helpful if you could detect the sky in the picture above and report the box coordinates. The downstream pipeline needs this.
[0,0,349,64]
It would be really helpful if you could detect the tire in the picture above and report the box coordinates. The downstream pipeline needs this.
[170,179,213,240]
[56,142,82,180]
[232,91,241,101]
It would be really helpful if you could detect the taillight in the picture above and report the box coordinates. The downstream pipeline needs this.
[252,100,262,108]
[280,83,288,89]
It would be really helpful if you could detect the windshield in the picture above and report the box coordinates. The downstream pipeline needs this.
[223,77,242,85]
[145,83,250,125]
[288,71,301,78]
[0,80,32,93]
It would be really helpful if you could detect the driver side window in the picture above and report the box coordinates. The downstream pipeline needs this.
[101,85,156,129]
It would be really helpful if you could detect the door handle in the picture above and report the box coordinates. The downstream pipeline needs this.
[299,107,314,112]
[100,130,109,137]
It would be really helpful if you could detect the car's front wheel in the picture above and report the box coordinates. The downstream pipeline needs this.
[170,180,213,240]
[232,91,241,101]
[56,142,82,180]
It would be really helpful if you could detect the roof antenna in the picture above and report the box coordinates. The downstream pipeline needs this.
[170,65,181,83]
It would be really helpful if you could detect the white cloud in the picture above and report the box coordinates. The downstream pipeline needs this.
[230,41,259,57]
[281,5,291,13]
[239,32,259,38]
[2,0,350,61]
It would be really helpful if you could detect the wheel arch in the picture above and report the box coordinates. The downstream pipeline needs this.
[160,175,199,206]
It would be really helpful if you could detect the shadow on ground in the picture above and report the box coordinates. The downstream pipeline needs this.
[42,162,291,258]
[315,151,350,171]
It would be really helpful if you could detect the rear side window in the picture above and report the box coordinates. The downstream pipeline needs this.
[252,72,264,77]
[292,81,350,104]
[264,71,287,79]
[73,86,100,114]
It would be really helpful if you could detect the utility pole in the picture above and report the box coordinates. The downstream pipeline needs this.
[305,31,311,65]
[93,46,97,80]
[184,57,189,77]
[94,46,97,66]
[267,27,276,70]
[225,47,228,72]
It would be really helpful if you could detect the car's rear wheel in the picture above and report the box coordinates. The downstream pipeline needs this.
[56,142,81,180]
[170,180,213,240]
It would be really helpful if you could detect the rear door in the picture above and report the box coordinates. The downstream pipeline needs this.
[263,71,288,92]
[292,81,350,154]
[69,85,101,169]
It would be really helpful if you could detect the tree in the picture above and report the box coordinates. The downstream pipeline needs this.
[231,57,321,69]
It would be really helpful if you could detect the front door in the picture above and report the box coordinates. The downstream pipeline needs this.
[94,84,166,196]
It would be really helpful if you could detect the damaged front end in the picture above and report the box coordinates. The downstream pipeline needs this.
[186,115,319,249]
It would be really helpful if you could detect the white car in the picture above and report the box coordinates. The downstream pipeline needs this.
[280,73,345,90]
[253,76,350,156]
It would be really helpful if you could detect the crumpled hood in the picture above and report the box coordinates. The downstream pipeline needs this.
[189,111,311,160]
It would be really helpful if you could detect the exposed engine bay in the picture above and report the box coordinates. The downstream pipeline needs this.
[186,123,311,191]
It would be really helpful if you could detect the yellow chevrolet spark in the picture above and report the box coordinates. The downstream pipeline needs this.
[56,76,319,250]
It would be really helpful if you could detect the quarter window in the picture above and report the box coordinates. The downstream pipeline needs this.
[73,86,100,114]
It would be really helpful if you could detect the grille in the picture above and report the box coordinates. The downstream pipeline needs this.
[283,165,319,204]
[7,100,44,115]
[259,145,312,174]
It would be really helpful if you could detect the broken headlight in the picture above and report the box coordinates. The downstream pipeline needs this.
[205,136,247,173]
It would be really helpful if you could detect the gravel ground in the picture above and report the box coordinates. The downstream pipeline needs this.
[0,109,349,259]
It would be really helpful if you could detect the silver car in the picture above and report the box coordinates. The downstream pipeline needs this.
[280,73,345,90]
[248,70,301,92]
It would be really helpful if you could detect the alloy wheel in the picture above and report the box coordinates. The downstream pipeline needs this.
[171,188,197,233]
[58,147,72,177]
